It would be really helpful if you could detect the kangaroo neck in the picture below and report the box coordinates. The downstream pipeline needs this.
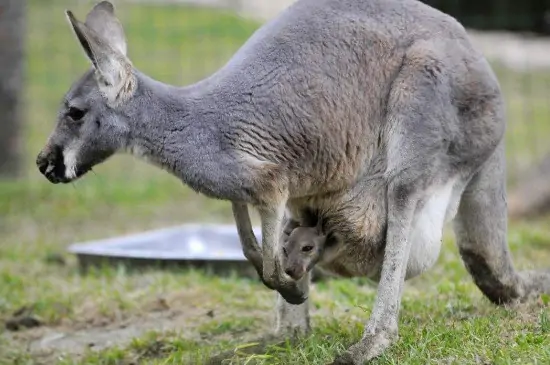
[127,69,237,196]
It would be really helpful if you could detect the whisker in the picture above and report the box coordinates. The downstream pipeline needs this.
[69,180,88,205]
[90,169,104,184]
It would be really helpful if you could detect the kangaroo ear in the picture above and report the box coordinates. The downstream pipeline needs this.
[85,1,127,56]
[65,2,135,106]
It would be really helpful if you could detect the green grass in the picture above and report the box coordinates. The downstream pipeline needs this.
[1,0,550,364]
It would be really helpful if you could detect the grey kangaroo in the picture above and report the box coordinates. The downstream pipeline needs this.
[36,0,550,363]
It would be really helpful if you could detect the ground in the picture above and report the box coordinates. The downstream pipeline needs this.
[1,1,550,364]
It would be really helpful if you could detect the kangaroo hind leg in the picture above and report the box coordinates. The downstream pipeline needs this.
[332,42,461,364]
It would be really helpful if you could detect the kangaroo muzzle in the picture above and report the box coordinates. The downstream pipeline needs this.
[36,144,91,184]
[36,144,68,184]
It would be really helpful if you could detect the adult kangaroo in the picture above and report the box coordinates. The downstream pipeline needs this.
[36,0,550,363]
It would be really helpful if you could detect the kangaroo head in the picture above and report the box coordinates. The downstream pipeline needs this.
[36,1,137,183]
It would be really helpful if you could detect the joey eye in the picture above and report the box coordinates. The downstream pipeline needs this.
[301,245,314,253]
[283,247,288,257]
[67,106,86,121]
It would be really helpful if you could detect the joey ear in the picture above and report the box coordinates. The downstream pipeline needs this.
[325,232,340,247]
[315,219,325,234]
[65,3,135,106]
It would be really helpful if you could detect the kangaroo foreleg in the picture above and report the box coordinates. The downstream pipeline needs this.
[232,201,306,303]
[232,202,271,287]
[258,203,307,304]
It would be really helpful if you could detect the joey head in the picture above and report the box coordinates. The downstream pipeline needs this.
[282,226,325,281]
[282,223,340,281]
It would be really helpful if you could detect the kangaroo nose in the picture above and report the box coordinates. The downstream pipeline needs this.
[36,153,49,175]
[36,145,65,183]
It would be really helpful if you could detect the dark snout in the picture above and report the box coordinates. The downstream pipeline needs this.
[36,145,68,184]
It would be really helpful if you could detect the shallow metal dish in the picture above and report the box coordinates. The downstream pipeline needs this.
[68,223,331,282]
[68,224,263,277]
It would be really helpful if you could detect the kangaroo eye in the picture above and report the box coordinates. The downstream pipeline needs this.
[302,245,314,253]
[67,106,86,121]
[283,247,288,257]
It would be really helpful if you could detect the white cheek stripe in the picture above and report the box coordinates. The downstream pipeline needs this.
[63,146,78,180]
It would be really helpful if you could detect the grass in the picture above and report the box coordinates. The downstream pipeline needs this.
[1,0,550,364]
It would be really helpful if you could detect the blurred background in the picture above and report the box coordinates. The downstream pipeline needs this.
[1,0,550,363]
[2,0,550,225]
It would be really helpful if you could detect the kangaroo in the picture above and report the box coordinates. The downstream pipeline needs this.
[36,0,550,363]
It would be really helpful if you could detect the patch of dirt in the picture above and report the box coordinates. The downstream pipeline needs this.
[25,310,193,357]
[3,298,206,362]
[4,292,272,364]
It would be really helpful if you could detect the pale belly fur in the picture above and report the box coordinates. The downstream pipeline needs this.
[316,178,465,281]
[404,178,464,280]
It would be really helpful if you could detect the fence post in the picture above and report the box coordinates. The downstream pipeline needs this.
[0,0,25,178]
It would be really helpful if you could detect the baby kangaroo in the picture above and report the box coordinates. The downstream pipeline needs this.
[282,220,340,281]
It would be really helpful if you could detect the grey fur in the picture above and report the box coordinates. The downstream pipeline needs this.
[35,0,550,363]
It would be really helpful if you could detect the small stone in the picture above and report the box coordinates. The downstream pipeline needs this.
[5,316,42,331]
